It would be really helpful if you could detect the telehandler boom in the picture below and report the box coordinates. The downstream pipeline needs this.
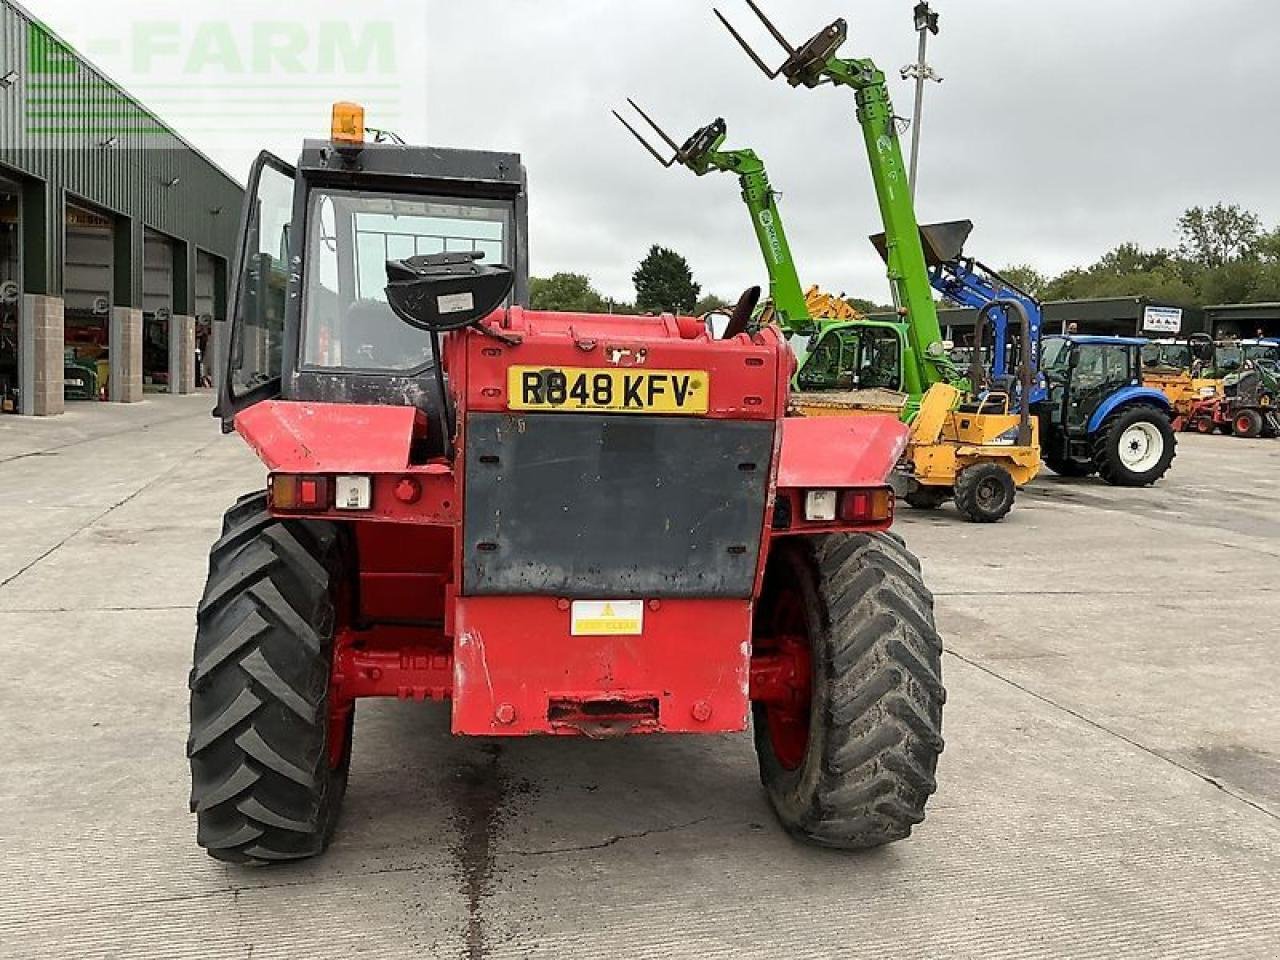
[613,103,811,335]
[715,1,951,402]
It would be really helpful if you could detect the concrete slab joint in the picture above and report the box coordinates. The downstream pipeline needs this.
[169,314,196,395]
[19,294,66,417]
[109,307,144,403]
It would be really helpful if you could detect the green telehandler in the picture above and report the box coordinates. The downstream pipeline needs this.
[698,1,1042,521]
[613,102,933,420]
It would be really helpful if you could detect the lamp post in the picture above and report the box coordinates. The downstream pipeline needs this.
[901,2,941,199]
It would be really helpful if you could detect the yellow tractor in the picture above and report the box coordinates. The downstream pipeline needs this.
[1141,335,1223,427]
[793,301,1041,522]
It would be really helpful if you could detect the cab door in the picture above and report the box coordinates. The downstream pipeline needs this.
[216,151,298,430]
[1065,343,1131,433]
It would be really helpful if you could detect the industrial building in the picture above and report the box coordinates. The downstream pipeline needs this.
[1204,302,1280,339]
[0,0,242,415]
[887,296,1206,345]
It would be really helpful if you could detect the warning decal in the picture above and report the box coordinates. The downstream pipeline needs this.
[570,600,645,636]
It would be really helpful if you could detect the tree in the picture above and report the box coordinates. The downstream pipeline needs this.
[632,245,701,314]
[1041,242,1196,305]
[1177,203,1261,269]
[695,293,731,315]
[847,296,894,315]
[997,264,1049,299]
[528,272,609,312]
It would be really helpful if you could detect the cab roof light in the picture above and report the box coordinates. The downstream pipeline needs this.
[331,101,366,145]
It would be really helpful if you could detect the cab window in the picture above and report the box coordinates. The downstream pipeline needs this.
[858,328,901,389]
[301,189,511,372]
[797,331,848,390]
[1073,344,1131,388]
[229,161,294,397]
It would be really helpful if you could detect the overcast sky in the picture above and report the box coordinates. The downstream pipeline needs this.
[32,0,1280,304]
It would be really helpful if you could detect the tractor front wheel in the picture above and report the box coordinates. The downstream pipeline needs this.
[1234,409,1264,439]
[1092,405,1176,487]
[954,462,1016,523]
[752,534,944,850]
[188,491,352,864]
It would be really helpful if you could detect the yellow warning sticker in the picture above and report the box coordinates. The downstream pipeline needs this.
[570,600,644,636]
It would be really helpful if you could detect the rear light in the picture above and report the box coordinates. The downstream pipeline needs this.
[804,490,838,521]
[839,487,894,524]
[271,473,330,510]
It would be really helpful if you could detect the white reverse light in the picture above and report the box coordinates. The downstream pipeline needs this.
[805,489,838,522]
[334,475,372,511]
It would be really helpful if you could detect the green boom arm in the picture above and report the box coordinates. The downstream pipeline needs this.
[715,8,951,398]
[613,106,812,335]
[675,122,812,334]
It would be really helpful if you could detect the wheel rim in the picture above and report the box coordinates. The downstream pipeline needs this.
[1236,413,1255,434]
[975,475,1006,512]
[1118,421,1164,472]
[1196,418,1213,434]
[763,586,811,772]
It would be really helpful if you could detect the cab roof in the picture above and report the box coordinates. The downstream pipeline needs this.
[1043,334,1148,346]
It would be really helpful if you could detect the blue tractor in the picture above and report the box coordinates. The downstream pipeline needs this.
[1035,334,1177,485]
[919,221,1178,486]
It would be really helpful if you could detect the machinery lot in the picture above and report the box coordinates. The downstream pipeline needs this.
[1,394,1278,960]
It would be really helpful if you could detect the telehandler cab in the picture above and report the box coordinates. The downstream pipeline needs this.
[188,104,945,863]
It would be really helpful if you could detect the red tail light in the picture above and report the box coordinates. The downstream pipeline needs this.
[839,487,894,524]
[270,473,331,511]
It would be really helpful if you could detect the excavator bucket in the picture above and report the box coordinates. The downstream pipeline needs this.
[870,220,974,268]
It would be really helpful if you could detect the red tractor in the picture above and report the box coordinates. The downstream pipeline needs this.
[189,106,944,863]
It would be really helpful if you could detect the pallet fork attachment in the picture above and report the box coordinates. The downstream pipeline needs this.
[713,1,846,88]
[612,99,727,173]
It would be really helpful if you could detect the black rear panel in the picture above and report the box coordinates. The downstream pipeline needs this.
[463,413,775,598]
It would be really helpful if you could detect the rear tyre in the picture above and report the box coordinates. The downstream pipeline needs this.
[1043,453,1096,478]
[752,534,944,850]
[1092,405,1176,487]
[188,492,351,864]
[904,487,951,510]
[1233,409,1264,439]
[953,462,1016,523]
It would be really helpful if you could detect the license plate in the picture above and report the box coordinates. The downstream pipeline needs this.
[508,366,709,415]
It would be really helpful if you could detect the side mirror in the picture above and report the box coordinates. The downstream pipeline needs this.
[385,251,514,332]
[1067,349,1080,370]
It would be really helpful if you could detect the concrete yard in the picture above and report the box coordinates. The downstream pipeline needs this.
[1,393,1278,960]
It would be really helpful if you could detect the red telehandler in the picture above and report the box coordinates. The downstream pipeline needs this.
[188,104,944,863]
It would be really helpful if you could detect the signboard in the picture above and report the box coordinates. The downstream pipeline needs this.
[1143,305,1183,334]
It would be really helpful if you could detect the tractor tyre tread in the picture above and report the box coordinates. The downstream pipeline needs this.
[953,462,1016,523]
[1092,404,1177,487]
[1234,409,1264,439]
[189,494,349,865]
[754,534,944,850]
